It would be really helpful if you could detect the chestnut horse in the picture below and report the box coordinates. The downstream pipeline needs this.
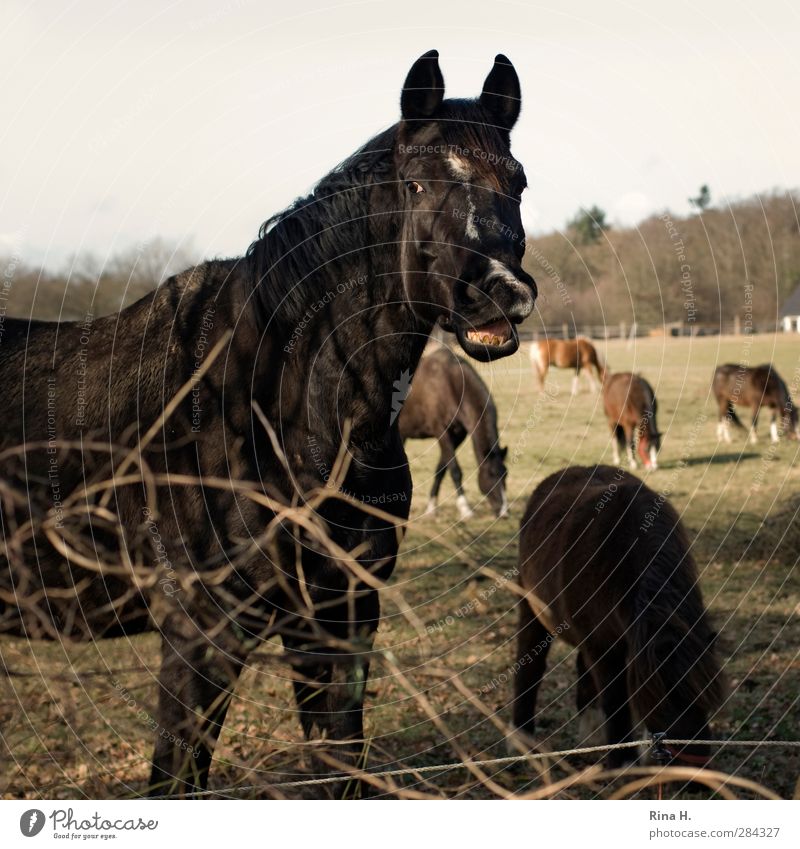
[398,346,508,520]
[603,371,660,470]
[512,465,724,769]
[529,337,606,394]
[713,363,799,444]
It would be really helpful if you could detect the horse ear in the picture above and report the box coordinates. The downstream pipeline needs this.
[479,54,521,130]
[401,49,445,120]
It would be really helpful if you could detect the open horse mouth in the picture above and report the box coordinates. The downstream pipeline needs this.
[455,316,519,362]
[466,317,514,346]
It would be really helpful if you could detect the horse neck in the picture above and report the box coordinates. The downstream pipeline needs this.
[461,384,498,462]
[260,229,431,450]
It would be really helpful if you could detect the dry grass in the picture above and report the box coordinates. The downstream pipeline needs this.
[1,334,798,799]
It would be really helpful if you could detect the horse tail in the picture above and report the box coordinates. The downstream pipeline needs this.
[627,509,724,726]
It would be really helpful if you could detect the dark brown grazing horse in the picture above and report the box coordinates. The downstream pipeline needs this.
[398,346,508,520]
[0,51,536,796]
[713,363,799,444]
[603,371,660,470]
[529,337,606,394]
[512,465,724,769]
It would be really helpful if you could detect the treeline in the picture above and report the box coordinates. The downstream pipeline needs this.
[523,190,800,331]
[2,190,799,330]
[1,239,197,322]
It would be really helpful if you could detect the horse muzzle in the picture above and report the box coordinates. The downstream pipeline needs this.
[452,263,536,362]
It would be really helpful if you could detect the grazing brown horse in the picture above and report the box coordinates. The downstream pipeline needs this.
[603,371,660,470]
[0,51,536,796]
[713,363,799,444]
[398,346,508,520]
[529,337,606,394]
[512,465,724,769]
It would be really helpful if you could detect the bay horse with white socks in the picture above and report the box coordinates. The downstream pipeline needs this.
[603,371,661,470]
[512,466,724,770]
[530,337,606,394]
[398,346,509,520]
[713,363,799,444]
[0,51,535,796]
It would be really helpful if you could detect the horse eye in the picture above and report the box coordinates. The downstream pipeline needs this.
[406,181,425,194]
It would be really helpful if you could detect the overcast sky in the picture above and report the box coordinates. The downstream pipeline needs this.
[2,0,799,269]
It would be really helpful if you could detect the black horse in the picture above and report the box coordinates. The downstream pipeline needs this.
[0,50,535,796]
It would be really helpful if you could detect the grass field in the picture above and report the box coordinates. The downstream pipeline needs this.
[2,334,799,799]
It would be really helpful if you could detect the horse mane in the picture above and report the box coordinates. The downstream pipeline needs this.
[627,499,725,720]
[245,126,398,330]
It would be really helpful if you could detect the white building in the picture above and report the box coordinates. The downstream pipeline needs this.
[780,285,800,333]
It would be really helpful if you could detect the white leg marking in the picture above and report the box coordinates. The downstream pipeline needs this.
[749,428,758,445]
[724,421,732,444]
[626,444,636,470]
[770,420,779,443]
[649,445,658,470]
[611,438,621,466]
[424,497,437,515]
[498,487,509,518]
[456,494,474,520]
[571,375,580,396]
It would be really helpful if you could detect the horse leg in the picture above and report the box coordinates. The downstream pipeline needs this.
[625,426,637,470]
[425,444,450,515]
[509,598,552,749]
[611,425,624,466]
[148,619,247,796]
[530,347,546,390]
[749,405,759,444]
[596,646,636,768]
[431,429,470,520]
[575,651,605,746]
[770,408,779,443]
[283,615,375,798]
[571,369,580,396]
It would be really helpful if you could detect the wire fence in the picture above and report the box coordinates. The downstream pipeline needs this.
[162,736,800,799]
